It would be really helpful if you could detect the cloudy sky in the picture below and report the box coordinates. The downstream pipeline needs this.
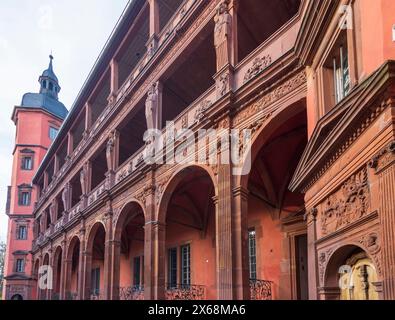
[0,0,129,242]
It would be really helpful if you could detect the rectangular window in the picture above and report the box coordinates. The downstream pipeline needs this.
[19,191,31,206]
[16,259,25,273]
[333,45,350,103]
[248,229,257,280]
[17,226,27,240]
[91,267,100,295]
[133,256,141,288]
[180,244,191,287]
[21,156,33,170]
[168,248,177,289]
[49,127,59,141]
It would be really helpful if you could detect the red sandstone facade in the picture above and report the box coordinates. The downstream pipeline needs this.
[13,0,395,300]
[3,57,66,300]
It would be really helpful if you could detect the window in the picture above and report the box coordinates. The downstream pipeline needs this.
[49,82,53,91]
[168,248,177,289]
[133,256,141,288]
[21,156,33,170]
[17,226,27,240]
[16,259,25,273]
[323,31,351,110]
[180,244,191,287]
[248,229,257,280]
[332,44,350,103]
[19,191,31,206]
[91,267,100,295]
[49,127,59,141]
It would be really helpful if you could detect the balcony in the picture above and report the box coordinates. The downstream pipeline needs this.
[119,286,144,300]
[165,284,206,300]
[249,279,273,300]
[32,6,303,251]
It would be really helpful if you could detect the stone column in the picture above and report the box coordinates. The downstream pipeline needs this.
[109,239,121,300]
[63,257,72,299]
[67,132,74,156]
[370,141,395,299]
[46,248,53,300]
[305,207,318,300]
[78,224,86,300]
[103,205,114,300]
[59,238,67,300]
[147,0,160,58]
[108,59,119,104]
[232,185,250,299]
[84,102,92,136]
[215,118,234,299]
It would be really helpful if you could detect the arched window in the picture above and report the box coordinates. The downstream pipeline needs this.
[49,82,54,91]
[43,80,47,89]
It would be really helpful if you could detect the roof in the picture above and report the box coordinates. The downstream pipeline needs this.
[21,92,68,119]
[33,0,144,183]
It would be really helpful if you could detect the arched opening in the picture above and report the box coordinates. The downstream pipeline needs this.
[41,253,50,300]
[32,259,40,300]
[158,166,217,300]
[65,237,80,300]
[114,201,145,300]
[11,294,23,300]
[324,245,380,300]
[243,101,308,300]
[86,223,106,300]
[52,246,63,300]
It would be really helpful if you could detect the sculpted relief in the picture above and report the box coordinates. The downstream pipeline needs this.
[320,167,370,236]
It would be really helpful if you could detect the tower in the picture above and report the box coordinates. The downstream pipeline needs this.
[2,56,68,300]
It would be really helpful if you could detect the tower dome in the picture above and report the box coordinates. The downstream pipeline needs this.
[21,55,68,119]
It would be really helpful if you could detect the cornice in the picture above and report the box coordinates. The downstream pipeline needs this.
[290,60,395,192]
[295,0,341,66]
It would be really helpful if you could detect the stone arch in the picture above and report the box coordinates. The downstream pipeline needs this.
[32,258,41,300]
[238,99,306,190]
[113,199,146,237]
[85,221,107,299]
[113,200,146,300]
[323,244,381,300]
[156,164,218,299]
[52,245,63,299]
[66,235,80,261]
[157,164,218,224]
[65,235,81,300]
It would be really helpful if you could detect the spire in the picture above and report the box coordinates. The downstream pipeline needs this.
[39,53,61,100]
[48,54,54,72]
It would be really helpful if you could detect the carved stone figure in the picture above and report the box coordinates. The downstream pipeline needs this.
[214,0,231,70]
[62,183,71,211]
[80,163,89,196]
[145,82,159,131]
[106,132,116,172]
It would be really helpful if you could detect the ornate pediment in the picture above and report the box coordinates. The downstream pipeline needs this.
[289,61,395,193]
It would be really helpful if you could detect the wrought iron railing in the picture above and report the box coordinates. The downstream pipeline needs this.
[51,292,60,300]
[90,292,104,300]
[65,292,78,300]
[249,279,273,300]
[119,286,145,300]
[165,284,206,300]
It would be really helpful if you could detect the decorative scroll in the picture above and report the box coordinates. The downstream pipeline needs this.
[194,100,212,123]
[249,279,273,300]
[165,284,206,300]
[321,168,370,235]
[243,55,272,83]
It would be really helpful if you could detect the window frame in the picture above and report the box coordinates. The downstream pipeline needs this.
[15,258,25,273]
[49,126,59,141]
[21,156,33,171]
[16,225,28,240]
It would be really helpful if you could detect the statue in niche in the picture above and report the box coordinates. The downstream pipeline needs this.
[145,82,159,132]
[62,183,71,211]
[80,163,89,195]
[214,0,231,70]
[106,131,116,172]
